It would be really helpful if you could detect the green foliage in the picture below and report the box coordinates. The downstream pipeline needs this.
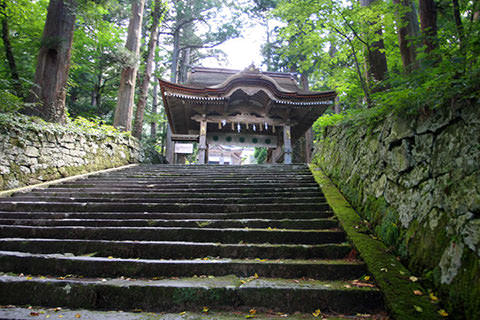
[0,89,22,113]
[0,112,130,139]
[254,147,267,164]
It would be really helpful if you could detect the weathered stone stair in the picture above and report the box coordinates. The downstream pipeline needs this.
[0,164,385,315]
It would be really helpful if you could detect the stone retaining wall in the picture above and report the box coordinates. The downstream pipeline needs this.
[0,116,143,191]
[312,101,479,319]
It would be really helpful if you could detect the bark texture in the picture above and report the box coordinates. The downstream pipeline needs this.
[113,0,145,131]
[394,0,420,72]
[133,0,162,139]
[419,0,438,53]
[360,0,388,86]
[25,0,76,123]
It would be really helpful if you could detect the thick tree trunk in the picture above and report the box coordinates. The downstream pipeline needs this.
[113,0,145,131]
[360,0,388,86]
[394,0,420,72]
[419,0,438,53]
[150,80,158,138]
[0,0,22,97]
[24,0,76,124]
[133,0,162,139]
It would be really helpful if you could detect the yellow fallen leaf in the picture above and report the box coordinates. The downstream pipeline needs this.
[312,309,321,317]
[364,276,370,281]
[409,276,418,282]
[429,292,439,302]
[245,316,255,319]
[46,315,50,319]
[58,316,63,318]
[75,314,81,318]
[413,290,423,296]
[380,268,388,272]
[438,309,448,317]
[107,256,113,259]
[179,311,186,315]
[414,305,423,312]
[253,273,259,279]
[29,312,39,316]
[26,276,33,280]
[202,306,209,313]
[240,280,246,284]
[249,308,256,315]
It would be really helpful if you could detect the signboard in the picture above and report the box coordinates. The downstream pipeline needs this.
[175,143,194,154]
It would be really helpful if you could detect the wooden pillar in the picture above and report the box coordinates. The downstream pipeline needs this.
[165,124,174,164]
[305,127,313,163]
[198,119,207,164]
[283,125,292,164]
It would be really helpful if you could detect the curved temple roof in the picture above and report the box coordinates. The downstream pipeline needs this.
[159,66,336,141]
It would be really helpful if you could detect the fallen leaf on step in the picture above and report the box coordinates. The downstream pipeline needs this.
[249,308,257,315]
[312,309,321,317]
[413,305,423,312]
[413,290,423,296]
[409,276,418,282]
[74,314,81,318]
[438,309,449,317]
[429,292,439,302]
[253,273,259,279]
[179,311,186,315]
[351,280,375,287]
[29,312,39,316]
[363,276,370,281]
[202,306,209,313]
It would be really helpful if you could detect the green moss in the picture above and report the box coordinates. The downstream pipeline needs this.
[309,165,442,320]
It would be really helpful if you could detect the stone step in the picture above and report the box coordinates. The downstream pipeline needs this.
[0,226,345,244]
[0,202,330,213]
[0,251,367,280]
[48,182,320,189]
[14,191,324,199]
[0,218,338,229]
[6,196,325,204]
[0,238,351,259]
[0,275,384,314]
[0,210,331,220]
[27,186,321,194]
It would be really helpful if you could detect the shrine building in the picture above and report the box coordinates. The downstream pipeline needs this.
[159,66,336,164]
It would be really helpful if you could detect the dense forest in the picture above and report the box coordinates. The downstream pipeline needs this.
[0,0,478,147]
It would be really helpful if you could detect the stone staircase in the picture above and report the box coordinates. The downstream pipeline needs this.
[0,164,385,316]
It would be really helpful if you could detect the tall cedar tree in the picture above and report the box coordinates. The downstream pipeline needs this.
[360,0,388,87]
[133,0,163,139]
[24,0,77,123]
[419,0,438,53]
[113,0,145,131]
[393,0,420,72]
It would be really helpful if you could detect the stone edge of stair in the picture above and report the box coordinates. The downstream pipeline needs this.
[309,165,443,320]
[0,164,139,198]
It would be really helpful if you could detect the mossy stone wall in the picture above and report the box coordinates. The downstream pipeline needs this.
[0,119,143,191]
[312,102,479,319]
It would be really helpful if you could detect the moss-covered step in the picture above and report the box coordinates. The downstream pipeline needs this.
[0,210,330,220]
[309,165,443,320]
[0,275,384,314]
[0,239,351,260]
[0,201,330,213]
[0,226,345,244]
[0,217,338,229]
[0,251,368,280]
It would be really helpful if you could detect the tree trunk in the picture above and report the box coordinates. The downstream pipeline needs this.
[0,0,22,97]
[113,0,145,131]
[419,0,438,53]
[452,0,464,49]
[360,0,388,87]
[394,0,420,72]
[170,29,180,83]
[24,0,76,124]
[133,0,162,139]
[178,47,191,84]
